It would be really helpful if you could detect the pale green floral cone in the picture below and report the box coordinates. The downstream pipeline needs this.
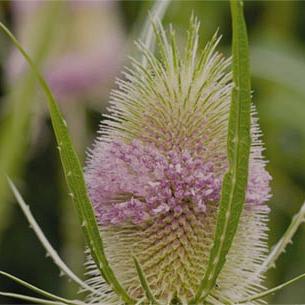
[84,17,271,305]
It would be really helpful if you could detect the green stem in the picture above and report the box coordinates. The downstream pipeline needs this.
[191,0,252,301]
[238,272,305,303]
[0,22,134,305]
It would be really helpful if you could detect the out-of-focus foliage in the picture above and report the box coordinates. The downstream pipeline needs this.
[0,1,305,304]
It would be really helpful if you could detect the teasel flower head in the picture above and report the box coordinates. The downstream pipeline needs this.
[85,17,272,305]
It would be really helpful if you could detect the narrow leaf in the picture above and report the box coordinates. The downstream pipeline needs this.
[133,257,159,305]
[7,179,100,295]
[258,200,305,274]
[192,0,252,302]
[0,23,134,305]
[238,272,305,303]
[0,292,67,305]
[0,271,83,305]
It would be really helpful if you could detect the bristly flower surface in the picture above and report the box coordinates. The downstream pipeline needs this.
[85,18,272,305]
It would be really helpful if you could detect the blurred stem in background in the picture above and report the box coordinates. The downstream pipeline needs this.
[251,45,305,99]
[0,1,62,236]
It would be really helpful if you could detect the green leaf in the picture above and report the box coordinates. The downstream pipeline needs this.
[192,0,252,302]
[133,256,159,305]
[238,272,305,303]
[0,271,83,305]
[0,292,68,305]
[0,23,134,305]
[257,200,305,274]
[7,179,100,295]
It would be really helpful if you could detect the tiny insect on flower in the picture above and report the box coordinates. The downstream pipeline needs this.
[85,17,272,305]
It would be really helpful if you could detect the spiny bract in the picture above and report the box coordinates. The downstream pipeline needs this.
[85,17,271,305]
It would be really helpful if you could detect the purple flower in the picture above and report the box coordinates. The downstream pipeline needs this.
[87,140,223,225]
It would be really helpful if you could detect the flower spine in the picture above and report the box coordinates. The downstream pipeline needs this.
[85,17,271,305]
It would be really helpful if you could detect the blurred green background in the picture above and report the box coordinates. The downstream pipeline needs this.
[0,0,305,304]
